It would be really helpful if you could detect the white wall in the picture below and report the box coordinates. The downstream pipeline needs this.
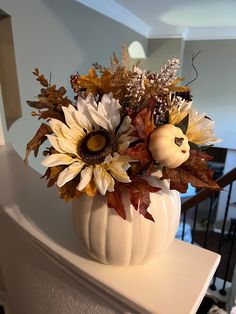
[0,0,147,172]
[182,40,236,223]
[144,38,184,74]
[182,40,236,150]
[3,0,235,169]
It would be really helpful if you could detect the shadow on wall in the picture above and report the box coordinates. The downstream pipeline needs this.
[40,0,146,69]
[0,10,21,130]
[2,0,147,174]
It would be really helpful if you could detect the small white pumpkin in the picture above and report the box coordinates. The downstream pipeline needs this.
[149,124,190,168]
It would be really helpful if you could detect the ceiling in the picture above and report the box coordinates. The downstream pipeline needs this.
[78,0,236,40]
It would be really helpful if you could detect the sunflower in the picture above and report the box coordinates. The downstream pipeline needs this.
[169,101,221,145]
[41,93,136,195]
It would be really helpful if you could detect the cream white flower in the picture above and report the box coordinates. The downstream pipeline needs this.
[186,109,221,145]
[169,101,221,145]
[169,100,192,125]
[41,93,136,195]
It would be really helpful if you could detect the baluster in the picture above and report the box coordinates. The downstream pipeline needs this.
[203,195,214,248]
[191,204,199,244]
[210,182,233,290]
[182,212,186,241]
[219,219,236,295]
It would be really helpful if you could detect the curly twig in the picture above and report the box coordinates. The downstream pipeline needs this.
[186,50,201,86]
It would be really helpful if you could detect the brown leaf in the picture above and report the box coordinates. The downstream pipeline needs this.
[161,150,221,193]
[27,69,72,122]
[128,176,161,221]
[27,100,49,110]
[39,109,65,121]
[42,166,82,201]
[107,183,126,219]
[42,165,65,188]
[132,108,155,140]
[121,108,155,172]
[59,180,82,202]
[37,74,49,87]
[24,123,52,164]
[121,142,151,167]
[33,68,39,76]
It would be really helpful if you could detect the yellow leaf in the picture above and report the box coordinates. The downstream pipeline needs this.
[83,179,97,197]
[78,68,113,96]
[168,86,190,92]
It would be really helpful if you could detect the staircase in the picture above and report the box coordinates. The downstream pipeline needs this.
[181,168,236,297]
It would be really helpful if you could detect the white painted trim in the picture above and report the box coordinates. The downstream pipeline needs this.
[75,2,236,40]
[0,85,6,145]
[185,27,236,41]
[77,0,150,37]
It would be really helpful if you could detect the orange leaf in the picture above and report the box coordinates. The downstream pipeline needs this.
[83,179,97,197]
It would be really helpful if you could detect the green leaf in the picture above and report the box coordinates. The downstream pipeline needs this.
[175,114,189,134]
[189,141,200,151]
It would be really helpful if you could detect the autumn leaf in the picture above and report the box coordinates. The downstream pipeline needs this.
[107,183,126,219]
[77,68,113,96]
[25,69,74,162]
[132,108,155,140]
[39,109,65,121]
[27,69,71,120]
[127,176,161,221]
[24,123,52,164]
[58,176,82,201]
[42,164,82,201]
[121,142,151,167]
[161,150,221,193]
[168,78,190,92]
[42,165,64,188]
[83,179,97,197]
[121,108,155,173]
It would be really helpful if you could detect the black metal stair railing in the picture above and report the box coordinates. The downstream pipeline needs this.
[181,167,236,295]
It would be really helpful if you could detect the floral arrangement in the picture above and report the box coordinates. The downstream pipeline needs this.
[25,47,220,221]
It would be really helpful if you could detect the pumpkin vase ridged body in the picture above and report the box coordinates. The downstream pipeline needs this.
[72,178,180,266]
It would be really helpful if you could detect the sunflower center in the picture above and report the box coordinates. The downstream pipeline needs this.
[87,134,107,152]
[78,130,115,165]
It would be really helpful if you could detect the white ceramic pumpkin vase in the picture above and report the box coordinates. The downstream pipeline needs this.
[72,176,180,266]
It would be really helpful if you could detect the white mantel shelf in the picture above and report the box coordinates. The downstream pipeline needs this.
[0,144,221,314]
